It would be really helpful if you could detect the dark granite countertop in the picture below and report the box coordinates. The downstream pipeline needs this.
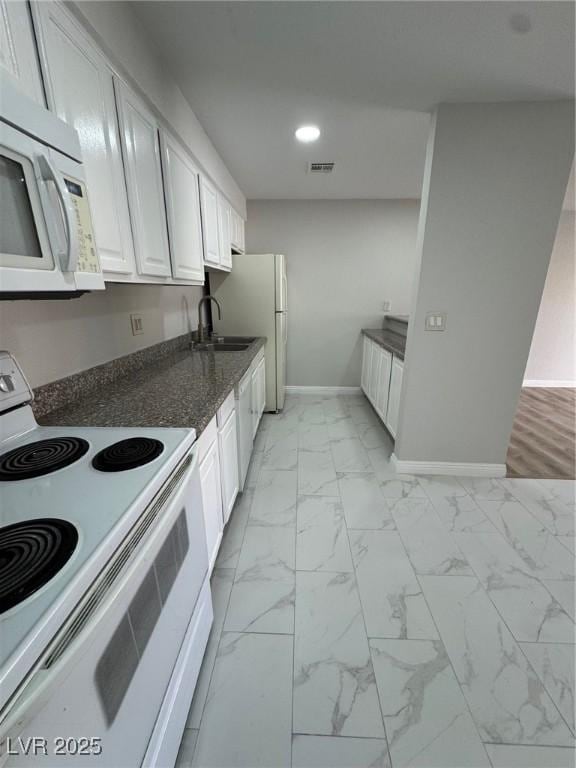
[39,338,266,436]
[362,328,406,361]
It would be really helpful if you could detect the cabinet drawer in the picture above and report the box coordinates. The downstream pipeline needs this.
[196,416,218,463]
[217,390,235,428]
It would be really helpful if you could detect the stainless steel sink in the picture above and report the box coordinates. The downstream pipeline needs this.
[195,342,250,352]
[216,336,256,344]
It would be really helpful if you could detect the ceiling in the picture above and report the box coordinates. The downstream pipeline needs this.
[131,1,575,200]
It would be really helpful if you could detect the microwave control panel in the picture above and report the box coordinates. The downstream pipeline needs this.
[64,176,100,274]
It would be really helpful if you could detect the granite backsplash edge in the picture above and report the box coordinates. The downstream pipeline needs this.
[33,334,189,419]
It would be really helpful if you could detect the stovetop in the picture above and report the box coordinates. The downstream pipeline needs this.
[0,418,195,683]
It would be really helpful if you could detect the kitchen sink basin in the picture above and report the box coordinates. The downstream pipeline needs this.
[216,336,256,344]
[195,342,250,352]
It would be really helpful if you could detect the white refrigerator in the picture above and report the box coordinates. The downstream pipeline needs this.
[212,253,287,411]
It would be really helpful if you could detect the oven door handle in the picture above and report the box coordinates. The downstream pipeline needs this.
[0,449,201,742]
[36,154,78,273]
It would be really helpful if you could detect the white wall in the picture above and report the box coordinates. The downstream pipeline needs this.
[70,1,246,215]
[397,101,574,467]
[524,210,575,385]
[246,200,420,386]
[0,284,202,388]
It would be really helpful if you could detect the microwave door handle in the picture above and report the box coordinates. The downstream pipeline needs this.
[36,155,79,272]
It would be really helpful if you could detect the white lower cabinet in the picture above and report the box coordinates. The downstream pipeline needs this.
[361,336,371,393]
[197,419,223,573]
[361,335,402,439]
[251,356,266,438]
[257,358,266,420]
[198,353,265,567]
[385,357,404,439]
[236,369,254,490]
[374,347,392,420]
[218,408,239,525]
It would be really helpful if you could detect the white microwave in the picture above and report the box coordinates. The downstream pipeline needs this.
[0,74,104,295]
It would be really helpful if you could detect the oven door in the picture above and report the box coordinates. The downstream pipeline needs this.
[0,120,95,294]
[0,450,210,767]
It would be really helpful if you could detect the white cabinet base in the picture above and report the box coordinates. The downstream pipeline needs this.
[219,410,239,525]
[198,424,224,573]
[361,335,402,441]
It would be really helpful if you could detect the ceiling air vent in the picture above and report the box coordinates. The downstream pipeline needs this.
[307,162,335,174]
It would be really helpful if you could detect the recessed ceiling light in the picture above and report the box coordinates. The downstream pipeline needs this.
[295,125,320,143]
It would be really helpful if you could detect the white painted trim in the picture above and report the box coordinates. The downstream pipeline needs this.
[391,453,506,478]
[285,386,362,395]
[522,379,575,388]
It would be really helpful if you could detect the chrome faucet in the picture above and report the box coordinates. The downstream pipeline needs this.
[196,295,222,345]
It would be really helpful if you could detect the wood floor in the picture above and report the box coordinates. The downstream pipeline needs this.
[507,387,575,479]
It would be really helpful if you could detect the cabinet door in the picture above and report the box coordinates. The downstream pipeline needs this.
[375,348,392,420]
[0,0,44,104]
[217,194,232,270]
[369,344,382,407]
[251,366,259,438]
[230,209,239,250]
[361,336,371,395]
[230,208,245,253]
[367,341,378,406]
[199,176,220,267]
[238,371,253,489]
[160,131,204,283]
[258,358,266,419]
[199,439,224,572]
[115,78,171,278]
[218,411,239,525]
[386,358,404,439]
[33,3,136,275]
[238,216,245,252]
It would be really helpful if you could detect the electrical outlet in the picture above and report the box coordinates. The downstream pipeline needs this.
[130,314,144,336]
[383,300,391,312]
[425,312,447,331]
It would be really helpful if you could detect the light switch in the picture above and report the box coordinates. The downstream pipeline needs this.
[425,312,446,331]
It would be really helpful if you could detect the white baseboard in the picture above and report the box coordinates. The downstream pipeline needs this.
[522,379,575,388]
[285,386,362,395]
[391,453,506,478]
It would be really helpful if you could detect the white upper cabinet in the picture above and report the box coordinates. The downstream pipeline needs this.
[199,176,234,272]
[230,209,245,253]
[114,78,171,279]
[0,0,44,104]
[217,193,232,270]
[160,131,204,283]
[32,3,136,275]
[199,175,220,268]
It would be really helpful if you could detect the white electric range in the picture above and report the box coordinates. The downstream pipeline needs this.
[0,352,212,767]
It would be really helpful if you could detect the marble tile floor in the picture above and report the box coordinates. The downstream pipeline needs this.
[177,394,576,768]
